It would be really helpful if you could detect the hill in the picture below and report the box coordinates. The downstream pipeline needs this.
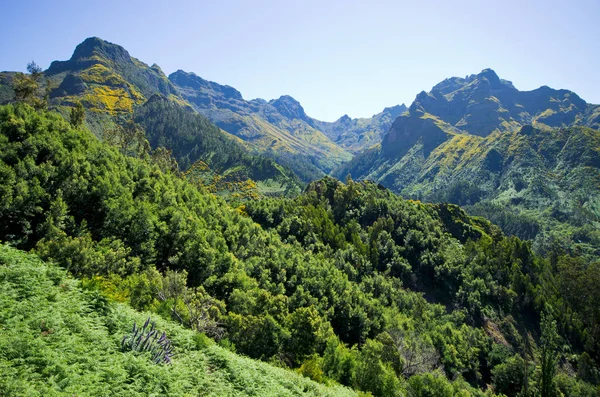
[0,37,305,195]
[133,94,301,197]
[45,37,177,111]
[336,69,600,257]
[169,70,352,179]
[0,244,355,396]
[312,104,407,152]
[1,103,599,396]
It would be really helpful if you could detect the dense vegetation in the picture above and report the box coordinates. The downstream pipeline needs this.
[0,244,355,396]
[1,103,599,395]
[336,70,600,261]
[169,70,352,178]
[133,95,302,196]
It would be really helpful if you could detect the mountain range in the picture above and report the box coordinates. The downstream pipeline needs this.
[336,69,600,256]
[1,37,600,255]
[2,36,600,396]
[0,37,400,182]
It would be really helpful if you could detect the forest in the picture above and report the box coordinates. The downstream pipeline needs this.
[1,102,599,396]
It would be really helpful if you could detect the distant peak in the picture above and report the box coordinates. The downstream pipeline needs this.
[479,68,498,76]
[172,69,195,77]
[169,70,243,100]
[382,104,407,116]
[477,68,501,86]
[273,95,301,105]
[46,37,133,75]
[71,37,130,62]
[81,36,105,46]
[270,95,309,121]
[338,114,352,122]
[169,70,201,87]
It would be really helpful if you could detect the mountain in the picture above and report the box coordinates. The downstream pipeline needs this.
[4,37,413,183]
[312,104,407,152]
[336,69,600,257]
[169,70,351,179]
[45,37,179,114]
[2,99,600,396]
[134,95,301,196]
[0,37,308,195]
[406,68,600,136]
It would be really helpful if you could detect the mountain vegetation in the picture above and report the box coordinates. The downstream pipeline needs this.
[0,38,309,196]
[336,69,600,259]
[169,70,352,179]
[1,103,599,396]
[313,104,407,152]
[1,37,409,183]
[133,94,302,197]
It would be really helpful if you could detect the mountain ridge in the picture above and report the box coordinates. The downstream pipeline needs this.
[0,37,397,182]
[336,68,600,257]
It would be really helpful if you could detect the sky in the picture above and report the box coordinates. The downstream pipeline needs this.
[1,0,599,121]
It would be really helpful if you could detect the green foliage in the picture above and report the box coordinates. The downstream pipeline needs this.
[339,106,600,261]
[0,244,356,396]
[539,311,560,397]
[554,373,599,397]
[491,353,527,396]
[134,96,302,196]
[69,100,86,128]
[1,104,599,395]
[12,61,48,110]
[353,339,405,396]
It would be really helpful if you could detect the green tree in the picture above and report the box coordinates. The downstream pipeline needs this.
[491,353,527,397]
[13,61,47,110]
[286,307,331,365]
[539,311,559,397]
[69,101,85,128]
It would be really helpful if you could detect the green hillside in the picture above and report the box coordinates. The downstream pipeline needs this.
[45,37,177,115]
[0,37,306,196]
[337,69,600,258]
[313,105,407,153]
[1,103,599,396]
[170,70,352,179]
[133,95,302,197]
[0,244,355,396]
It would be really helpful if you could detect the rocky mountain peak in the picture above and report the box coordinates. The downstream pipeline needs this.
[72,37,131,64]
[477,68,501,85]
[169,70,243,100]
[269,95,309,121]
[338,114,352,123]
[382,104,408,118]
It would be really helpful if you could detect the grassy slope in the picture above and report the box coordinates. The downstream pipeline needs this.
[0,245,355,397]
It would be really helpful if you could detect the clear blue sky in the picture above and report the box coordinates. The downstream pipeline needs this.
[1,0,599,121]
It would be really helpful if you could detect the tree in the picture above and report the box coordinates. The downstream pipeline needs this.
[103,119,150,158]
[26,61,42,77]
[13,61,47,110]
[152,270,224,339]
[492,354,527,397]
[69,101,85,128]
[285,307,331,365]
[539,311,559,397]
[150,147,180,174]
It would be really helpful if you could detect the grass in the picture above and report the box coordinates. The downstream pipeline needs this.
[0,244,356,397]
